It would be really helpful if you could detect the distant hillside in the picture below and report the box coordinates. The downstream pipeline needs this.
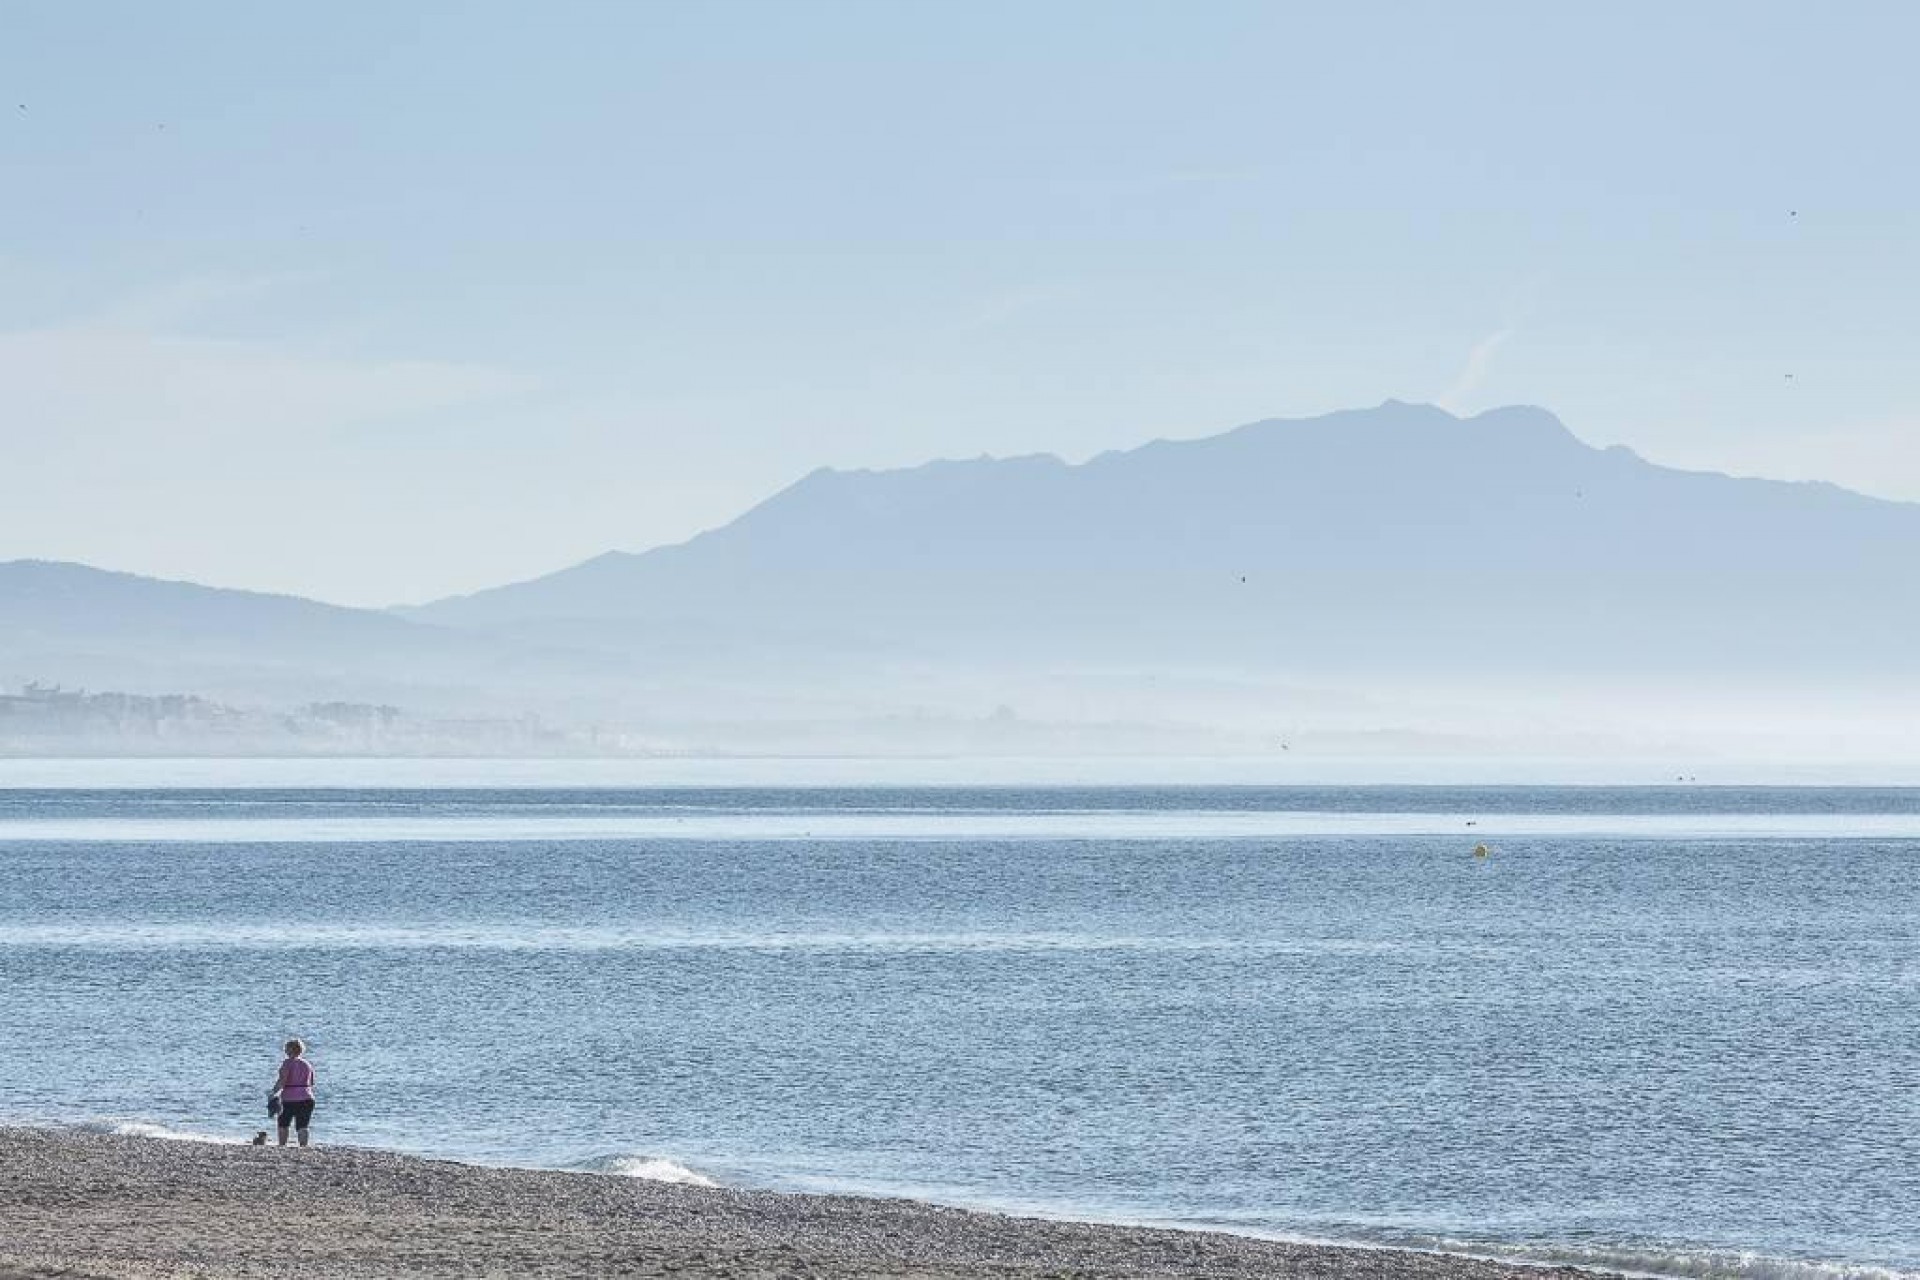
[2,560,430,654]
[0,560,510,707]
[411,402,1920,681]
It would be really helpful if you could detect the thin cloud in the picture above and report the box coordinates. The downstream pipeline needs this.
[933,287,1071,338]
[1436,328,1512,413]
[0,315,534,465]
[1146,166,1262,187]
[85,271,323,331]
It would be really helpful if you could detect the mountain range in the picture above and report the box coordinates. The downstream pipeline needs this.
[7,402,1917,754]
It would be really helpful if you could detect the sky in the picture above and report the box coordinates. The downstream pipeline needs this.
[3,0,1917,607]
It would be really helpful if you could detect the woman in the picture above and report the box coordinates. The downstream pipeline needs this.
[271,1038,317,1147]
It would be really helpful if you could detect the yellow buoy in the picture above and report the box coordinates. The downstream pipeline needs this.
[1473,843,1490,858]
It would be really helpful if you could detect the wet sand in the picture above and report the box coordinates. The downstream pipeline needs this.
[0,1128,1598,1279]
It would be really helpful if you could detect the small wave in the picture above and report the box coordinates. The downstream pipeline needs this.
[1413,1235,1916,1280]
[77,1119,245,1145]
[578,1153,719,1187]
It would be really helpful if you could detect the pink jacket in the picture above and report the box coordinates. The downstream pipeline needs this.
[278,1058,315,1103]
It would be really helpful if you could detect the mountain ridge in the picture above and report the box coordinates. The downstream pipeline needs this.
[9,403,1917,745]
[406,403,1920,675]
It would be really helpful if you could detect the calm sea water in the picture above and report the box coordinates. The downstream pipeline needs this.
[3,774,1917,1278]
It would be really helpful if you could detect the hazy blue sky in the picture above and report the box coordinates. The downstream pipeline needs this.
[4,1,1916,605]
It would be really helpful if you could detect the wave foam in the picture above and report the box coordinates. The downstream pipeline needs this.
[1414,1235,1916,1280]
[78,1120,246,1145]
[578,1153,719,1187]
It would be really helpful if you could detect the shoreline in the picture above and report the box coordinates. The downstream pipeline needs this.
[0,1126,1603,1280]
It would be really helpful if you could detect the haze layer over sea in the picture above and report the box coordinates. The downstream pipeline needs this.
[3,760,1916,1279]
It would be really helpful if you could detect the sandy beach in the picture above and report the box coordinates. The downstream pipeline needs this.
[0,1128,1600,1280]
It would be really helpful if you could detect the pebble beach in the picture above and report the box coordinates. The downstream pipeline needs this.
[0,1128,1600,1280]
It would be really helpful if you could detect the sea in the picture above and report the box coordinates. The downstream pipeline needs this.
[2,758,1917,1280]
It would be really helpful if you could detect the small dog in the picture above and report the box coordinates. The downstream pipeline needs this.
[251,1131,269,1146]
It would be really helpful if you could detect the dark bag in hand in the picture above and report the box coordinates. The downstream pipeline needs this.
[267,1091,282,1119]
